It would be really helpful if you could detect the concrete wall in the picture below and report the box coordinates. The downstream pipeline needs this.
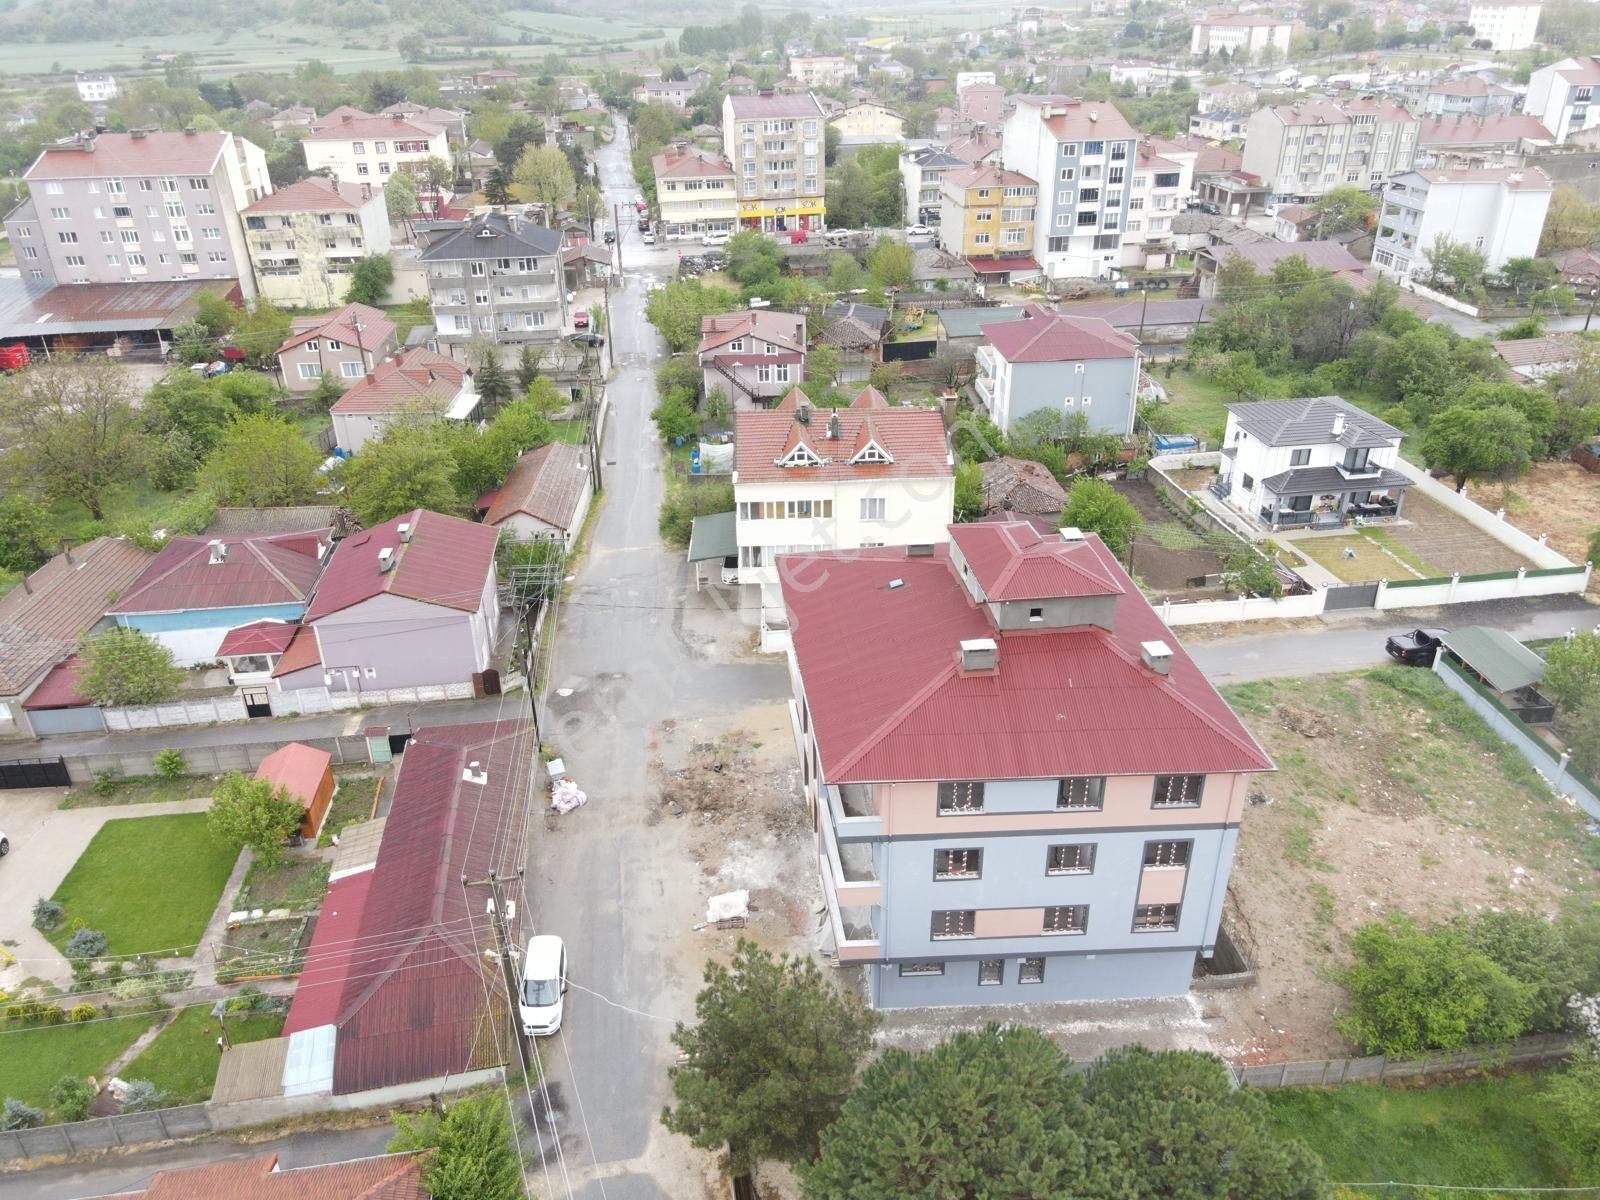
[62,735,376,784]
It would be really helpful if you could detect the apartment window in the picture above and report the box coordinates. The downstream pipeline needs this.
[1108,165,1125,185]
[1290,448,1312,466]
[158,253,173,264]
[304,339,320,352]
[207,251,226,263]
[1059,167,1075,181]
[1047,843,1096,874]
[1076,212,1098,227]
[1060,142,1078,156]
[49,206,70,220]
[196,202,216,215]
[374,141,387,153]
[14,226,28,239]
[1078,187,1100,204]
[127,253,145,266]
[172,225,191,242]
[113,205,133,218]
[1152,775,1204,808]
[973,232,992,246]
[338,360,364,379]
[137,179,153,192]
[1242,472,1255,490]
[58,231,79,244]
[937,781,984,814]
[63,254,85,267]
[931,910,976,939]
[1044,905,1088,935]
[1056,777,1104,810]
[105,177,124,194]
[165,201,186,219]
[470,262,486,276]
[1018,957,1045,984]
[898,961,944,977]
[100,230,115,244]
[379,163,391,175]
[934,848,982,879]
[1084,140,1104,156]
[160,177,178,192]
[860,497,886,521]
[1144,840,1192,868]
[524,312,546,329]
[203,227,221,240]
[1134,903,1180,931]
[44,181,64,194]
[180,252,197,265]
[352,141,365,153]
[20,246,37,259]
[357,163,370,176]
[298,363,323,379]
[187,178,209,190]
[978,959,1004,985]
[1048,236,1070,252]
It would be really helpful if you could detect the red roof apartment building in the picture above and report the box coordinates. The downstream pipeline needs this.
[780,521,1271,1008]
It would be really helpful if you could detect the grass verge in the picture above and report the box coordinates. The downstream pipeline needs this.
[1292,529,1443,583]
[121,1006,285,1105]
[317,775,380,847]
[61,775,215,810]
[0,1013,163,1110]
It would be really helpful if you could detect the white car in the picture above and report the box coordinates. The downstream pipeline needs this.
[824,228,857,245]
[702,230,732,247]
[518,934,567,1037]
[0,830,8,857]
[642,229,656,245]
[905,223,934,238]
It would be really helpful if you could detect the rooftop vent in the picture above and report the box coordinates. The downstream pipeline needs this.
[887,578,906,590]
[207,539,228,565]
[960,637,999,671]
[1331,411,1346,437]
[827,412,841,440]
[1060,526,1085,542]
[462,760,488,786]
[398,521,413,543]
[1140,639,1173,676]
[378,547,396,574]
[796,403,812,425]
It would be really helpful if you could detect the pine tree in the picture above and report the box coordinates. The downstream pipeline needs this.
[515,344,544,391]
[473,354,516,412]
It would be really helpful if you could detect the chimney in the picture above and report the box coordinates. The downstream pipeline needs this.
[207,539,228,564]
[960,637,999,672]
[61,540,74,564]
[796,403,812,425]
[398,521,413,543]
[1139,639,1173,676]
[342,113,354,122]
[906,543,935,557]
[827,412,841,440]
[1331,410,1347,437]
[378,547,396,573]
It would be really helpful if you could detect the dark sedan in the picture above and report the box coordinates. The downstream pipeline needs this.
[566,332,605,348]
[1385,628,1448,666]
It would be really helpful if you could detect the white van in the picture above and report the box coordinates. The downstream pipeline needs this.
[518,934,567,1037]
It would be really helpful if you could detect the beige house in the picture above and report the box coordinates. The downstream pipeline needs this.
[652,143,737,239]
[277,303,398,394]
[1242,97,1418,203]
[698,309,806,410]
[301,112,450,188]
[242,177,390,309]
[829,101,905,148]
[788,55,857,88]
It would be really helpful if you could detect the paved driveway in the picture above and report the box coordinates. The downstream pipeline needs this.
[0,791,211,990]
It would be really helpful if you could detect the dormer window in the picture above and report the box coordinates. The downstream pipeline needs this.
[851,441,893,465]
[776,443,822,467]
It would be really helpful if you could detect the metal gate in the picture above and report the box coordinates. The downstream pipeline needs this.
[241,688,272,718]
[1324,582,1379,611]
[0,757,71,789]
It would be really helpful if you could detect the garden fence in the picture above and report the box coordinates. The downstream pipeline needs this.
[61,735,376,784]
[1227,1032,1579,1090]
[0,1103,212,1162]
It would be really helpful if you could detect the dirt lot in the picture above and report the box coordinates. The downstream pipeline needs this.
[1383,491,1535,576]
[1111,475,1229,598]
[1476,461,1600,591]
[1210,666,1599,1064]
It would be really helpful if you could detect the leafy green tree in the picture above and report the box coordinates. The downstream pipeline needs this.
[207,773,301,867]
[1420,403,1533,491]
[484,168,514,207]
[802,1026,1117,1200]
[1222,542,1284,598]
[1499,256,1559,298]
[194,291,240,338]
[953,460,983,521]
[473,354,516,411]
[49,1077,96,1124]
[1544,1052,1600,1184]
[656,356,702,401]
[384,169,419,234]
[646,280,739,352]
[660,482,734,547]
[1082,1045,1329,1200]
[345,255,395,306]
[211,371,277,415]
[652,390,700,442]
[662,939,877,1177]
[205,413,325,506]
[1061,477,1141,554]
[343,425,462,524]
[448,397,555,498]
[725,230,783,289]
[514,144,576,221]
[1456,909,1584,1034]
[1312,185,1375,236]
[309,374,345,411]
[1422,234,1489,295]
[77,628,185,707]
[867,237,914,289]
[0,494,51,573]
[389,1090,525,1200]
[516,345,545,391]
[233,300,292,369]
[1211,350,1265,401]
[1338,914,1534,1056]
[1543,632,1600,712]
[143,373,240,455]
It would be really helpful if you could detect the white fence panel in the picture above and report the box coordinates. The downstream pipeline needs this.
[1157,590,1329,626]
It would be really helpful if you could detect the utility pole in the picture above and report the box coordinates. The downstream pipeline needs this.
[1585,287,1599,332]
[463,870,530,1067]
[1137,287,1149,341]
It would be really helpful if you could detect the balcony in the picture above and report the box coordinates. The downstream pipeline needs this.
[825,783,880,839]
[817,850,881,961]
[819,793,880,908]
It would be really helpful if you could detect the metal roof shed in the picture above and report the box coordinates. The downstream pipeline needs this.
[1441,626,1548,694]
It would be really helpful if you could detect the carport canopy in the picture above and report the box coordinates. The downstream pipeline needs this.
[687,511,737,563]
[1441,626,1547,693]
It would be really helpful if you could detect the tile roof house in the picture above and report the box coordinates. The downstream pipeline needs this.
[304,510,502,692]
[479,440,594,549]
[0,538,155,737]
[108,531,330,667]
[780,523,1271,1008]
[1216,396,1410,529]
[276,302,399,395]
[1195,240,1363,296]
[978,456,1069,519]
[330,348,476,453]
[90,1150,429,1199]
[1492,333,1582,380]
[300,112,451,189]
[280,721,530,1095]
[974,303,1141,435]
[698,309,807,410]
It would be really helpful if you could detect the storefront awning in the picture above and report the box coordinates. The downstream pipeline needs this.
[966,257,1041,274]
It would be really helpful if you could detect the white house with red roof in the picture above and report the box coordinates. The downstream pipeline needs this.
[698,309,807,410]
[780,521,1273,1008]
[276,302,399,394]
[330,347,477,452]
[651,142,737,239]
[973,303,1141,435]
[242,175,391,310]
[300,110,450,188]
[732,386,953,606]
[303,510,502,692]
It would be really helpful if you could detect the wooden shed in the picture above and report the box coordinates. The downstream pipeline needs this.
[256,743,336,841]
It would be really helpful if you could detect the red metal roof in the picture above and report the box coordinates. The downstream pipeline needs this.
[303,115,445,142]
[948,523,1123,600]
[779,530,1273,784]
[109,531,330,615]
[21,655,91,710]
[272,623,322,678]
[735,404,952,485]
[283,871,373,1036]
[305,509,498,621]
[216,619,298,658]
[980,303,1138,362]
[132,1149,427,1199]
[244,175,367,215]
[256,742,333,810]
[966,256,1041,274]
[26,131,227,180]
[327,348,462,417]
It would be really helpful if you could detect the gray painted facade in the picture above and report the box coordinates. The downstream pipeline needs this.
[872,946,1200,1008]
[975,349,1140,437]
[311,578,497,692]
[418,213,565,351]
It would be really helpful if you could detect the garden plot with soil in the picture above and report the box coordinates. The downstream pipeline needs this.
[1110,475,1230,599]
[1211,667,1598,1063]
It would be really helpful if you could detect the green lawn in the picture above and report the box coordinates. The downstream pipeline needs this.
[552,419,588,445]
[1292,528,1443,583]
[121,1006,285,1105]
[1264,1074,1568,1189]
[1146,368,1236,447]
[0,1013,162,1111]
[317,775,380,847]
[50,814,239,958]
[42,478,200,547]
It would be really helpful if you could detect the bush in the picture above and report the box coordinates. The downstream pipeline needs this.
[91,770,119,797]
[1455,909,1583,1034]
[69,1003,97,1023]
[659,483,734,548]
[39,1004,66,1026]
[31,897,64,932]
[50,1076,97,1122]
[119,1080,161,1114]
[152,749,188,782]
[64,928,108,962]
[1546,1052,1600,1183]
[0,1099,43,1131]
[1545,633,1600,714]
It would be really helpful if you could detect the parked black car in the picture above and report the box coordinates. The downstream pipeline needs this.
[1385,628,1448,666]
[566,332,605,348]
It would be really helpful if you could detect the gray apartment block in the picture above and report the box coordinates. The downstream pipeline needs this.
[418,211,566,350]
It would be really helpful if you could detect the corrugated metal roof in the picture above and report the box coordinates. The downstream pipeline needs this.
[980,303,1138,363]
[416,212,561,262]
[272,623,321,678]
[26,131,226,179]
[279,303,395,356]
[244,175,367,215]
[109,531,329,615]
[938,305,1025,338]
[135,1149,427,1199]
[1442,626,1547,693]
[20,654,91,710]
[326,347,461,416]
[0,277,229,339]
[780,532,1273,784]
[687,511,737,563]
[216,619,298,658]
[949,522,1122,600]
[283,871,373,1036]
[483,441,590,531]
[305,509,498,620]
[256,743,332,810]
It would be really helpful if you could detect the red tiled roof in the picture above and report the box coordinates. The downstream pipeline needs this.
[727,93,826,119]
[128,1149,427,1199]
[981,303,1138,362]
[281,303,396,356]
[328,348,463,416]
[1416,113,1552,146]
[779,530,1273,784]
[109,531,330,615]
[26,131,227,180]
[272,623,321,678]
[1026,98,1139,142]
[945,132,1002,163]
[967,256,1041,274]
[21,655,91,711]
[216,619,298,658]
[256,742,332,810]
[303,115,444,142]
[652,144,735,179]
[943,164,1036,190]
[483,441,591,531]
[948,522,1123,600]
[735,401,951,485]
[305,509,498,621]
[244,175,367,215]
[0,538,155,695]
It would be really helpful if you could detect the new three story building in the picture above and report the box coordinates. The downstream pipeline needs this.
[652,143,737,239]
[1242,98,1419,203]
